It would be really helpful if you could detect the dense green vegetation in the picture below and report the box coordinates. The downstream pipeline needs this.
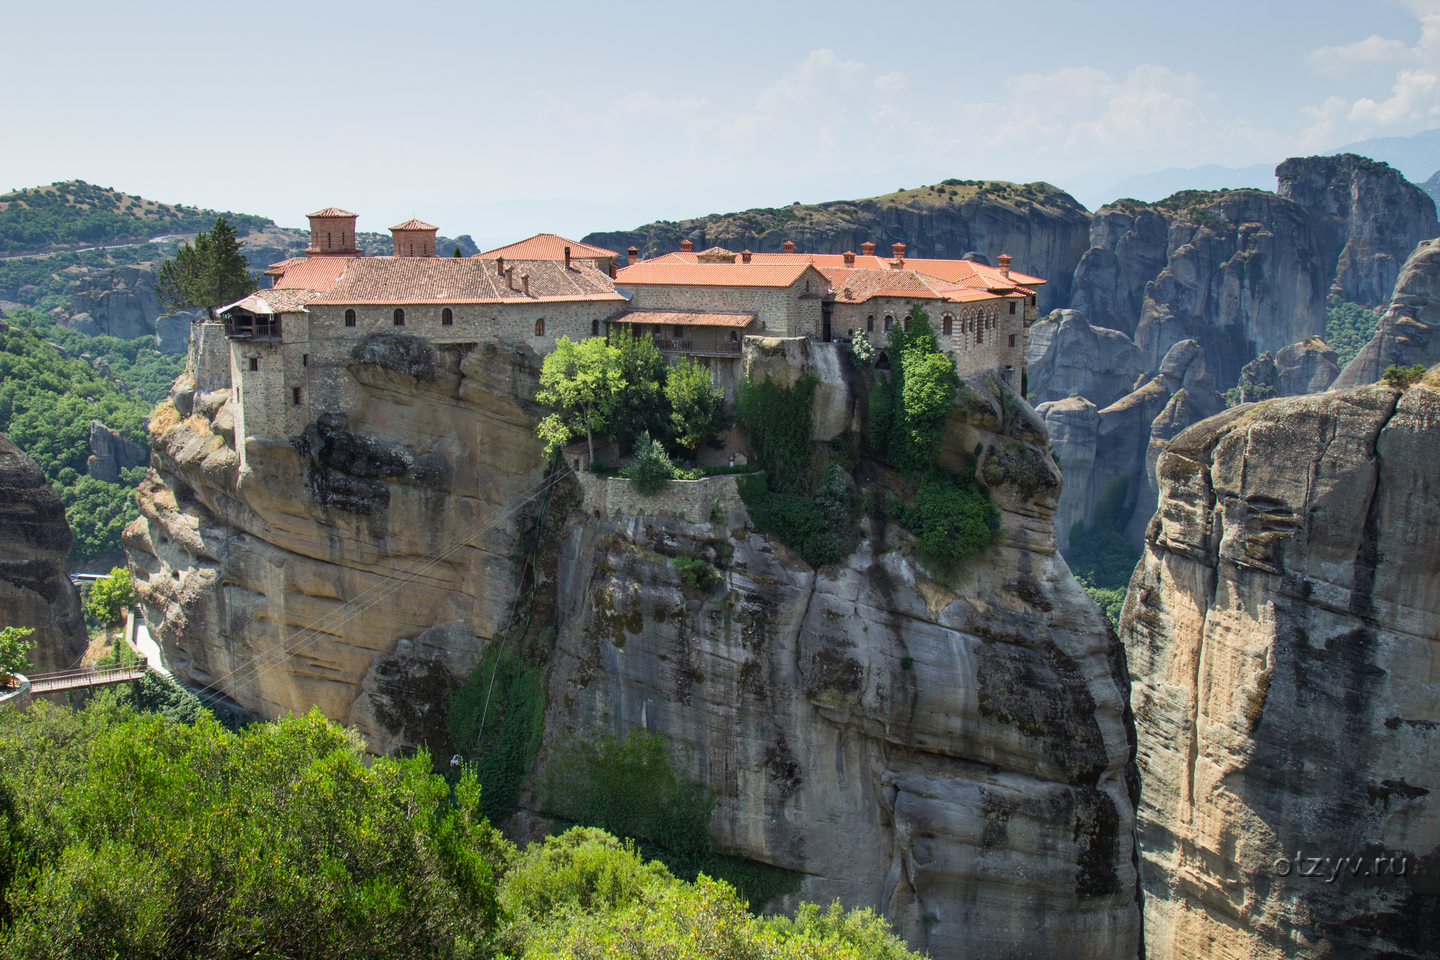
[0,180,270,256]
[0,628,34,685]
[889,468,1001,575]
[1325,295,1380,368]
[1382,363,1429,389]
[1063,476,1141,627]
[83,568,137,626]
[542,731,803,911]
[4,307,185,405]
[447,647,547,826]
[0,696,915,957]
[0,313,169,559]
[0,244,170,315]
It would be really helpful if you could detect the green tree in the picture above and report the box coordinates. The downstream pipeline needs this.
[610,328,671,449]
[626,431,677,496]
[536,336,625,461]
[84,568,137,625]
[452,245,463,257]
[665,357,729,451]
[1382,363,1428,390]
[0,627,35,685]
[154,215,255,318]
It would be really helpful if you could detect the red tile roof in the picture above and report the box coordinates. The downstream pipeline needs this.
[269,256,357,292]
[308,207,357,218]
[613,311,755,328]
[309,258,624,305]
[391,219,437,231]
[477,233,618,260]
[643,249,1044,289]
[220,288,320,314]
[615,261,819,288]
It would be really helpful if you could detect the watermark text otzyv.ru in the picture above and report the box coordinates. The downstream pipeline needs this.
[1273,851,1410,883]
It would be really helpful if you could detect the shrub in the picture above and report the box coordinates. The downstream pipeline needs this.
[0,627,35,684]
[1325,295,1380,367]
[447,648,546,824]
[1382,363,1427,390]
[84,567,136,625]
[671,556,720,593]
[846,330,875,368]
[626,430,677,496]
[891,469,1000,574]
[666,356,729,451]
[735,373,817,495]
[737,474,845,568]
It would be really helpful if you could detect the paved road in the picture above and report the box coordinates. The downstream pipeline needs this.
[0,235,190,262]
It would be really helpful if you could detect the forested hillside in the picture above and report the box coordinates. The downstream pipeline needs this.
[0,309,180,559]
[0,180,270,256]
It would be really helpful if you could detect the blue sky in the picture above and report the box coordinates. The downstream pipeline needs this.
[2,0,1436,246]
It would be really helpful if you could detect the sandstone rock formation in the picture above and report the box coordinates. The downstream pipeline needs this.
[0,434,87,675]
[1277,154,1439,306]
[86,420,149,482]
[1275,339,1340,396]
[1124,385,1440,960]
[67,261,163,339]
[1335,237,1440,390]
[128,326,1141,959]
[1037,396,1099,551]
[542,347,1140,960]
[586,183,1093,311]
[1026,309,1142,409]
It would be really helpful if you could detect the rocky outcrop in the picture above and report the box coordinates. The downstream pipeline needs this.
[1334,237,1440,389]
[586,184,1093,312]
[1277,154,1439,307]
[1275,339,1340,396]
[0,434,87,675]
[86,420,149,482]
[1026,309,1142,408]
[1037,396,1099,551]
[1071,205,1170,339]
[1124,384,1440,959]
[542,344,1139,960]
[128,327,1140,959]
[66,262,163,339]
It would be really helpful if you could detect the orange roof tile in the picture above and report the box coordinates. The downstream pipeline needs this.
[391,218,437,231]
[613,311,755,328]
[309,257,624,305]
[308,207,357,218]
[269,256,358,292]
[220,288,319,315]
[477,233,618,261]
[615,261,818,288]
[639,249,1046,288]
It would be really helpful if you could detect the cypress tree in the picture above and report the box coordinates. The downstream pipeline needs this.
[156,215,256,318]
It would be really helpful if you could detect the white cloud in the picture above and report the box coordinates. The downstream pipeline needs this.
[1306,35,1415,76]
[1300,9,1440,140]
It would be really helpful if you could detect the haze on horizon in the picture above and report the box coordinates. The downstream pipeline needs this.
[3,0,1438,248]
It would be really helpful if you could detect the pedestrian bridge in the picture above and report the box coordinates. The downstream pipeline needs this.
[24,660,149,695]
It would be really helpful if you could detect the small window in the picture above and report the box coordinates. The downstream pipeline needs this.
[248,357,258,372]
[442,308,453,325]
[302,354,308,367]
[1009,334,1016,347]
[345,309,356,327]
[866,315,874,332]
[673,325,683,339]
[1030,295,1036,306]
[1010,302,1017,314]
[591,318,600,336]
[942,316,952,335]
[292,387,302,405]
[393,308,405,326]
[884,317,893,332]
[977,328,984,345]
[326,232,331,250]
[535,318,545,336]
[904,317,911,332]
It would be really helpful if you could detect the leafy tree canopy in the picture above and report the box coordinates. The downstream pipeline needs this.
[535,336,625,459]
[154,215,256,316]
[84,568,137,625]
[0,627,35,684]
[666,357,729,452]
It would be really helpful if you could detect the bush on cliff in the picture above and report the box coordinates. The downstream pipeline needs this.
[626,430,677,496]
[890,468,1000,576]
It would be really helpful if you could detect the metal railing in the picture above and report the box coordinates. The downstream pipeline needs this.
[25,659,149,694]
[653,338,743,356]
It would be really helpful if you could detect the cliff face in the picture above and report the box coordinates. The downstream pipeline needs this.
[585,182,1093,312]
[1334,237,1440,390]
[0,434,87,675]
[1123,385,1440,960]
[128,328,1140,959]
[1277,154,1439,307]
[542,347,1140,960]
[1026,309,1143,409]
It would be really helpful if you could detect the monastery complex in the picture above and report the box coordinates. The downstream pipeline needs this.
[210,208,1044,460]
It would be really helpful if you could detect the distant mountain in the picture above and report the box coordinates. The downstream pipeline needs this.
[1330,128,1440,183]
[1080,162,1278,211]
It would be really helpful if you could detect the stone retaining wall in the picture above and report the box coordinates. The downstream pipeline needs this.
[574,471,751,524]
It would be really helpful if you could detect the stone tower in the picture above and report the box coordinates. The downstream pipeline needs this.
[306,207,359,256]
[391,219,438,257]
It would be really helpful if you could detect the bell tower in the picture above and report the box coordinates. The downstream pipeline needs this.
[306,207,359,257]
[390,219,439,257]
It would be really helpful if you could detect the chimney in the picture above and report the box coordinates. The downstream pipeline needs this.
[680,239,693,252]
[521,273,530,296]
[892,242,906,259]
[564,246,571,270]
[861,241,875,256]
[997,253,1012,278]
[843,287,853,299]
[496,256,505,276]
[783,240,795,253]
[741,249,753,263]
[843,251,855,266]
[505,267,514,289]
[627,246,638,266]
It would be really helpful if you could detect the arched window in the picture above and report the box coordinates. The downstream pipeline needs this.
[591,318,600,336]
[344,309,356,327]
[866,315,874,332]
[876,351,891,370]
[942,315,953,335]
[976,327,984,345]
[904,316,911,332]
[535,318,545,336]
[884,316,893,332]
[442,308,453,325]
[393,308,405,326]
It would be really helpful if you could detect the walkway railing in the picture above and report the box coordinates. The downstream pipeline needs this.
[25,659,148,694]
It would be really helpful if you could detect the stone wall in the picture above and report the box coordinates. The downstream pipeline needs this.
[625,270,825,337]
[574,472,748,525]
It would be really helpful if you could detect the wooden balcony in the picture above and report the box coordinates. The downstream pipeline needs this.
[653,338,742,357]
